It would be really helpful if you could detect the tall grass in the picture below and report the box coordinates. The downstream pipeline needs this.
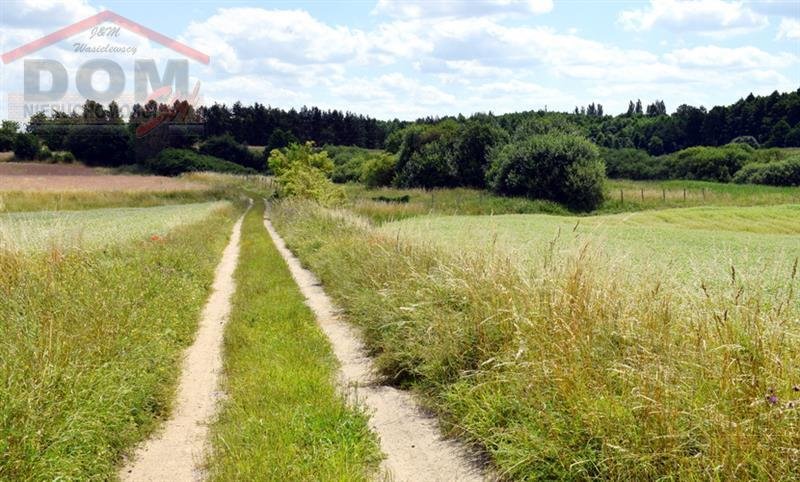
[0,202,230,252]
[0,204,241,480]
[0,188,227,213]
[271,200,800,480]
[208,201,381,480]
[343,181,800,224]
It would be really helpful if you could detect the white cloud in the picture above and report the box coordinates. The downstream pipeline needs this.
[776,18,800,39]
[665,45,797,70]
[373,0,553,18]
[618,0,769,37]
[0,0,97,29]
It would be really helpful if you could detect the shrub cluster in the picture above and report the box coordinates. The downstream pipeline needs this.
[13,133,41,160]
[487,133,606,211]
[733,156,800,186]
[199,134,261,171]
[268,142,345,206]
[147,148,255,176]
[65,125,133,166]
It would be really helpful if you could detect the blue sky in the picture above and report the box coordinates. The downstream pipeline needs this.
[1,0,798,121]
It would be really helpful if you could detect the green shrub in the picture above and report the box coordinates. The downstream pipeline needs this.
[453,121,508,187]
[0,121,17,151]
[200,134,260,170]
[13,133,41,160]
[268,142,344,205]
[733,156,800,186]
[268,142,334,177]
[667,144,753,182]
[52,151,76,163]
[265,128,298,153]
[37,145,52,161]
[487,133,606,211]
[360,153,397,187]
[326,145,374,183]
[148,148,255,176]
[65,125,132,166]
[601,147,670,179]
[394,123,460,189]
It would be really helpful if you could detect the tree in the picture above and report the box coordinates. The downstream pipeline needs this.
[767,119,791,147]
[487,133,606,211]
[13,133,41,160]
[635,99,643,115]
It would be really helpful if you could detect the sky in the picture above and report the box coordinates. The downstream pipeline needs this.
[0,0,798,121]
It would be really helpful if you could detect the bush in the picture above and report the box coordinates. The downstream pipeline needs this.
[326,145,374,183]
[66,125,132,166]
[601,147,670,179]
[265,128,298,153]
[394,122,459,188]
[668,144,752,182]
[268,142,344,206]
[200,134,260,170]
[360,153,397,187]
[147,148,255,176]
[268,142,334,177]
[0,121,17,152]
[733,156,800,186]
[52,151,76,163]
[453,121,509,187]
[38,146,52,161]
[13,133,41,160]
[487,133,606,211]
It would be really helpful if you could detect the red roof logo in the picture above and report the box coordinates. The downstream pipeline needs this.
[2,10,210,64]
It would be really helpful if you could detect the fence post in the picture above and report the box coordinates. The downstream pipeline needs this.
[662,189,666,202]
[620,189,624,204]
[683,188,687,202]
[641,188,644,201]
[702,188,706,201]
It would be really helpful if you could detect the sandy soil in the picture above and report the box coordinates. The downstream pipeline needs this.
[0,162,204,191]
[263,208,490,482]
[120,210,246,482]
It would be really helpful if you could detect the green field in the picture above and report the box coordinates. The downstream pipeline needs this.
[344,180,800,224]
[0,201,240,480]
[379,204,800,290]
[0,202,229,252]
[271,196,800,480]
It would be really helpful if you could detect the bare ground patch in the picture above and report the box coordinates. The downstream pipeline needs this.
[0,162,205,192]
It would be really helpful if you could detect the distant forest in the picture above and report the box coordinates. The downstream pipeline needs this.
[195,89,800,154]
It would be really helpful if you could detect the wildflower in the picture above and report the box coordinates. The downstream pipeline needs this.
[793,385,799,392]
[151,234,162,242]
[766,394,779,405]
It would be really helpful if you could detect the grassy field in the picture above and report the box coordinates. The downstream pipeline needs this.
[0,202,229,252]
[0,200,241,480]
[271,199,800,480]
[379,205,800,291]
[344,180,800,223]
[208,201,381,480]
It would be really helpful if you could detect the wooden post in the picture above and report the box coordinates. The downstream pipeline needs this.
[702,188,706,201]
[662,189,666,202]
[683,188,687,202]
[620,189,624,204]
[641,188,644,201]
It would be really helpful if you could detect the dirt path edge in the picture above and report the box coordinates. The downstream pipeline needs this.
[263,204,489,482]
[120,207,248,482]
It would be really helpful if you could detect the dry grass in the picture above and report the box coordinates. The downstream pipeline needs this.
[0,163,206,192]
[271,200,800,480]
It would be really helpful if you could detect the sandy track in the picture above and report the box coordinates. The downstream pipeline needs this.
[120,209,246,482]
[263,207,489,482]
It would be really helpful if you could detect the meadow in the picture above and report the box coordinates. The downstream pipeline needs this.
[0,200,241,479]
[270,189,800,480]
[344,179,800,223]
